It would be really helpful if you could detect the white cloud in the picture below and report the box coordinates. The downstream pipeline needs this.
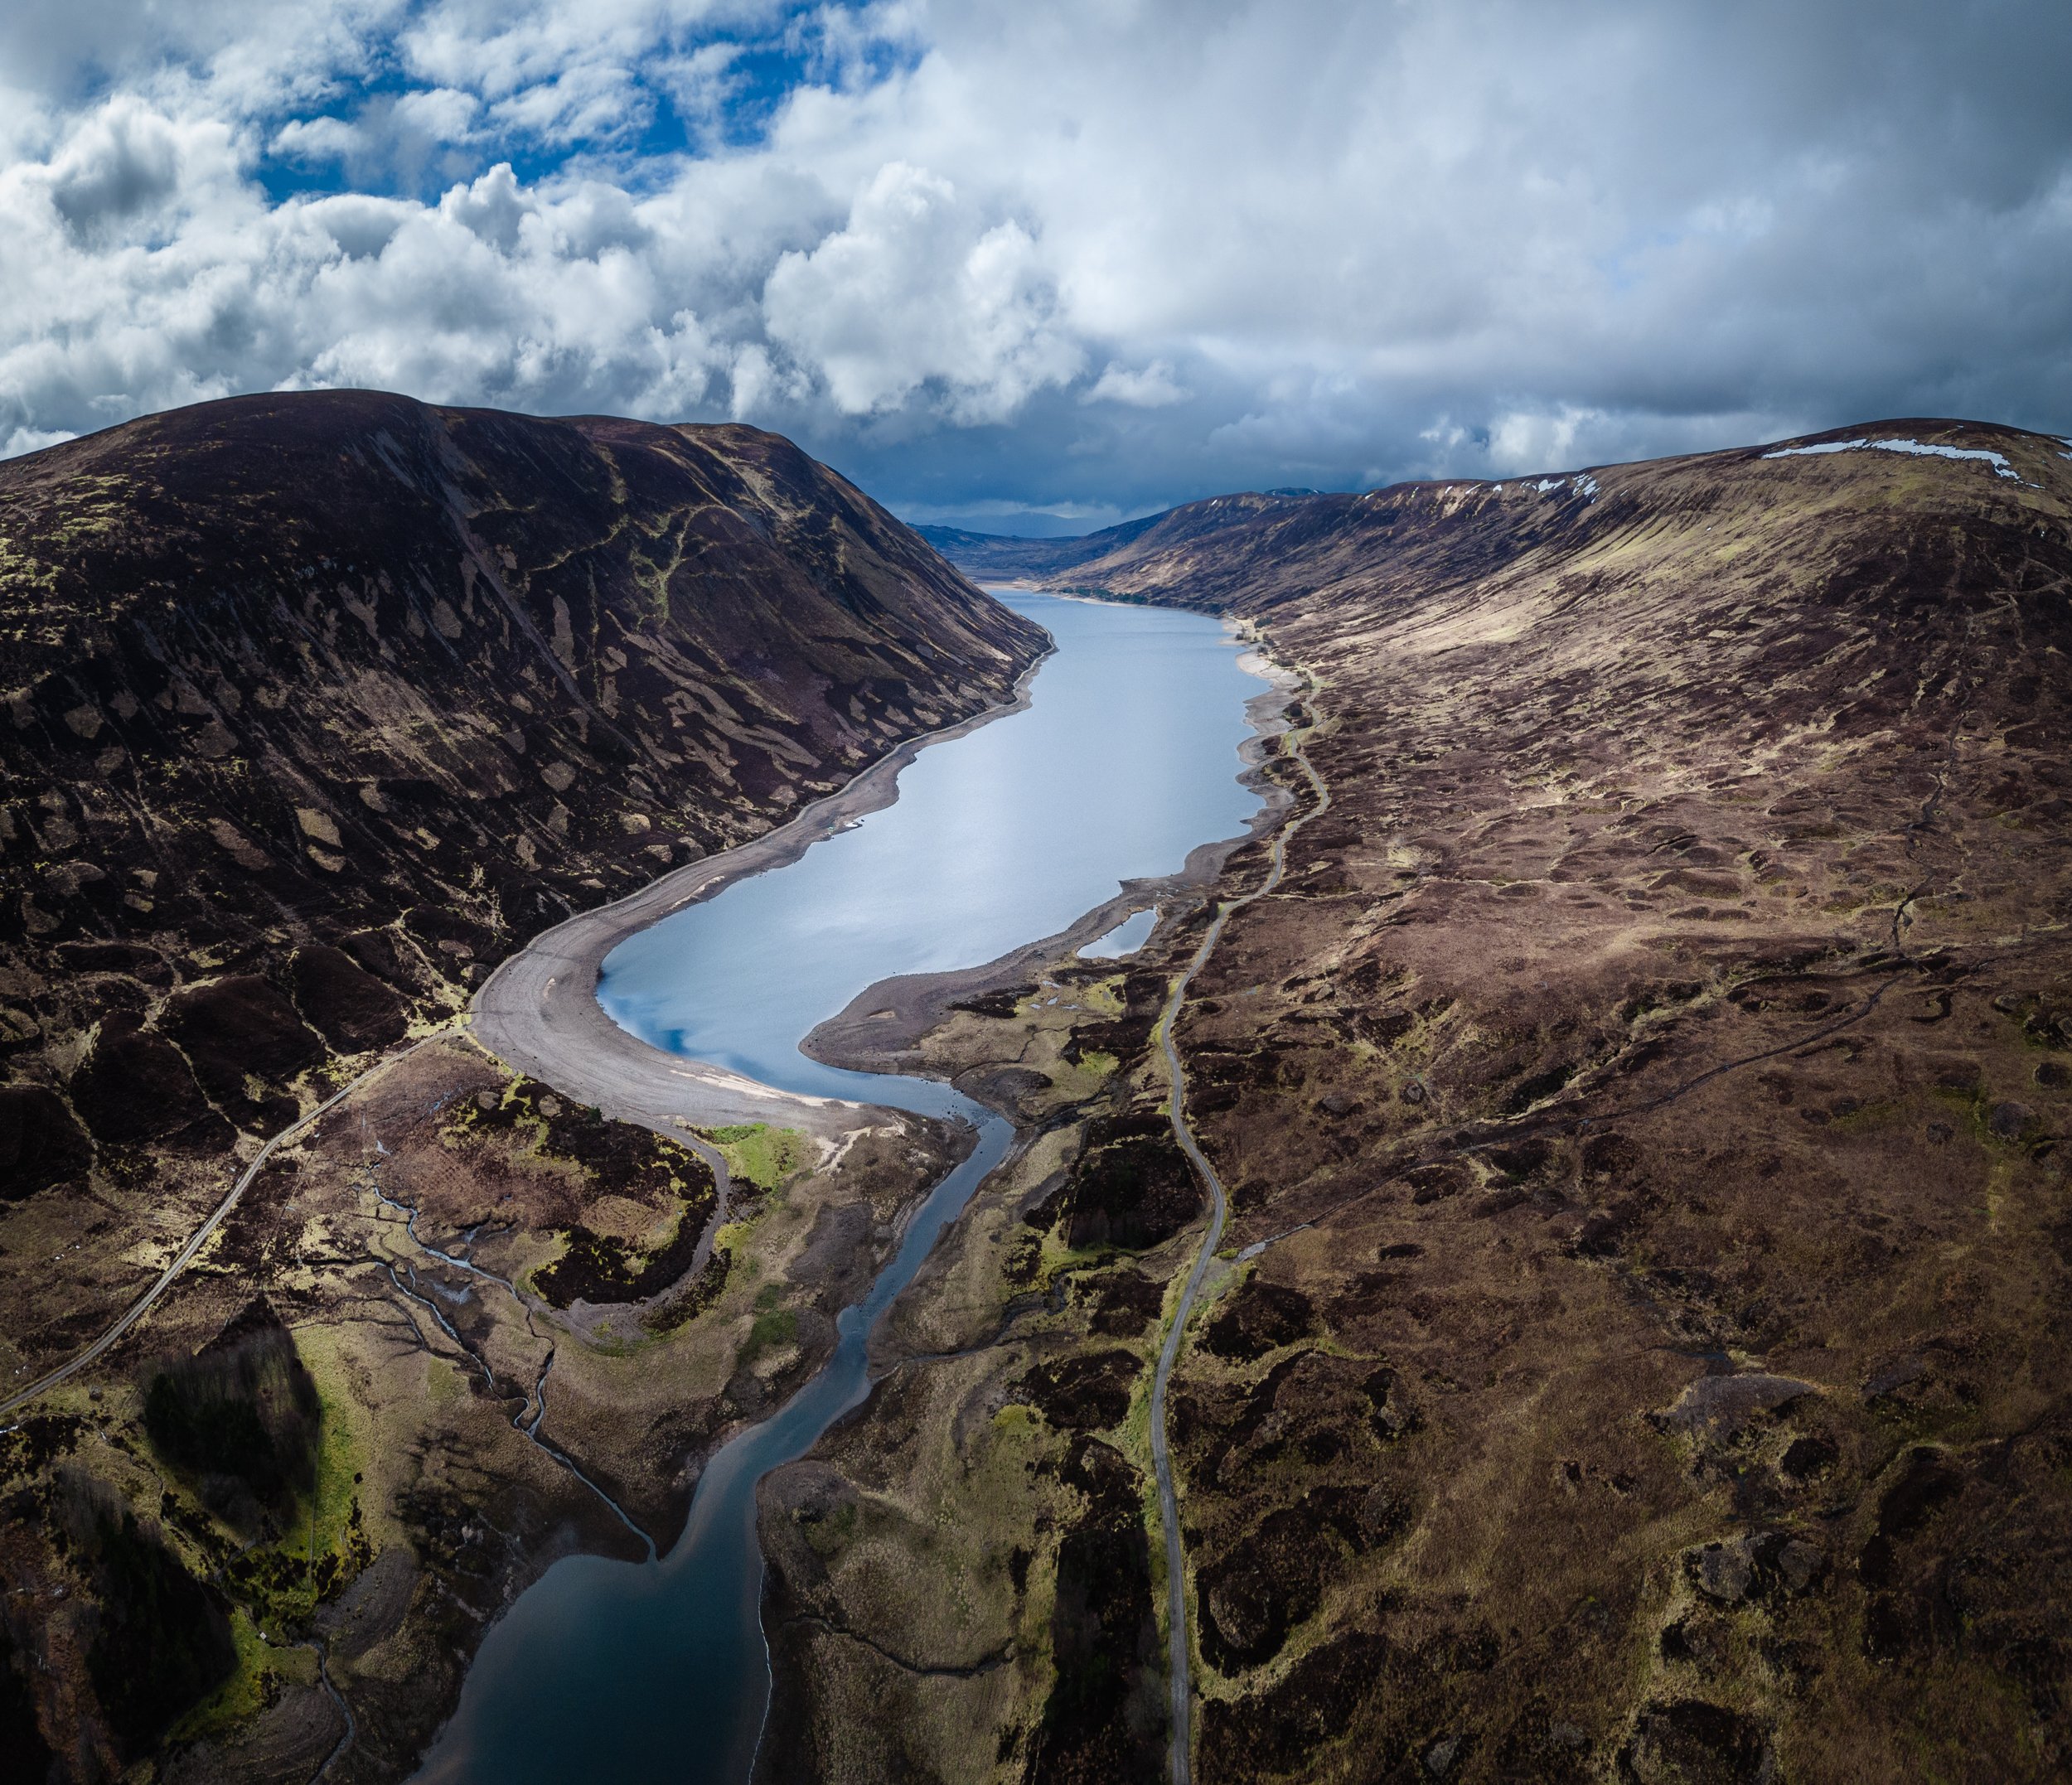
[761,162,1082,423]
[272,116,363,163]
[438,162,532,250]
[2,424,76,457]
[395,85,483,143]
[0,0,2064,530]
[1085,360,1188,408]
[1486,405,1607,476]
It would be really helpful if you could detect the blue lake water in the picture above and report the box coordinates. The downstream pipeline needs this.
[412,593,1268,1785]
[1082,906,1159,958]
[597,594,1270,1110]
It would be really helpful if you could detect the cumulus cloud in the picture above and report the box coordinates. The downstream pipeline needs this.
[1086,360,1188,409]
[762,162,1082,422]
[0,0,2066,528]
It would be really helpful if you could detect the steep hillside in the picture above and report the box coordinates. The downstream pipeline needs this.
[764,423,2072,1783]
[0,392,1048,1778]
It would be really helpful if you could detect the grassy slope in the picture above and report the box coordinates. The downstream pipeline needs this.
[767,421,2072,1784]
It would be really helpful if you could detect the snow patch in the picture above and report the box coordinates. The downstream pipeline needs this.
[1527,474,1598,501]
[1762,436,2020,479]
[1867,437,2019,477]
[1761,440,1861,457]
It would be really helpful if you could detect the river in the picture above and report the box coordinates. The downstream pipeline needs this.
[413,593,1269,1785]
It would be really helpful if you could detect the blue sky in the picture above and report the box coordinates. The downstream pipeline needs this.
[246,6,881,205]
[1,0,2068,533]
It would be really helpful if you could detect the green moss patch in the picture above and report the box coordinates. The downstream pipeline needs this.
[700,1122,811,1190]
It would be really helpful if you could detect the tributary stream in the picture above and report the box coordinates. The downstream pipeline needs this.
[414,593,1270,1784]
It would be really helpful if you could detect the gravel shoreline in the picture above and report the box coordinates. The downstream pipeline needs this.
[469,643,1053,1146]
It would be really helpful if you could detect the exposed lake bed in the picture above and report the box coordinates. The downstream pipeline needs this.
[418,594,1286,1783]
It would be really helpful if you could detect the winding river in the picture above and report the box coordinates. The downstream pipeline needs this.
[414,593,1271,1785]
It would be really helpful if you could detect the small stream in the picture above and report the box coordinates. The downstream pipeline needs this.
[413,594,1269,1784]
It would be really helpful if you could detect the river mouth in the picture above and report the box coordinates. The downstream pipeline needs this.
[414,593,1271,1785]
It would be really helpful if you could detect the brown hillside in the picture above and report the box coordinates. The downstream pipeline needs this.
[0,387,1043,1362]
[0,390,1047,1778]
[771,421,2072,1784]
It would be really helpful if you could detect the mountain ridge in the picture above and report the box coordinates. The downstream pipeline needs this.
[922,417,2065,607]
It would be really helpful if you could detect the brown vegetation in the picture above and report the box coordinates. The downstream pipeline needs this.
[0,393,1041,1776]
[768,420,2072,1784]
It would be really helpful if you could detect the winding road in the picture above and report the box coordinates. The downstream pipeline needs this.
[0,1035,448,1424]
[1150,684,1329,1785]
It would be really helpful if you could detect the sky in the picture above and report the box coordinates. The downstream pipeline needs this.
[1,0,2068,534]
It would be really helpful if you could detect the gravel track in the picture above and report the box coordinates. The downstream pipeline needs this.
[1150,689,1329,1785]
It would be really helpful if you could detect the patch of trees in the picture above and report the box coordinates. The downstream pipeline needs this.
[533,1208,704,1308]
[466,1076,715,1212]
[0,1625,52,1776]
[1026,1114,1201,1252]
[1023,1438,1163,1783]
[56,1472,235,1757]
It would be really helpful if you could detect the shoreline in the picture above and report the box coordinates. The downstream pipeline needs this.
[468,641,1056,1149]
[470,612,1296,1159]
[461,609,1300,1448]
[800,646,1304,1095]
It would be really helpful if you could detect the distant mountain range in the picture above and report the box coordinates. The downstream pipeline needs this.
[914,485,1324,583]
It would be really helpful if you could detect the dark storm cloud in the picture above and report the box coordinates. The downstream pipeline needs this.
[0,0,2066,524]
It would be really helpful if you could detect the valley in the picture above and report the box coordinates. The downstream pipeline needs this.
[0,391,1044,1780]
[2,403,2067,1785]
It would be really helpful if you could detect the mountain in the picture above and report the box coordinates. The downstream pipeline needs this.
[0,391,1048,1776]
[908,518,1156,582]
[762,421,2072,1783]
[908,502,1271,583]
[914,487,1345,587]
[0,386,1041,1207]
